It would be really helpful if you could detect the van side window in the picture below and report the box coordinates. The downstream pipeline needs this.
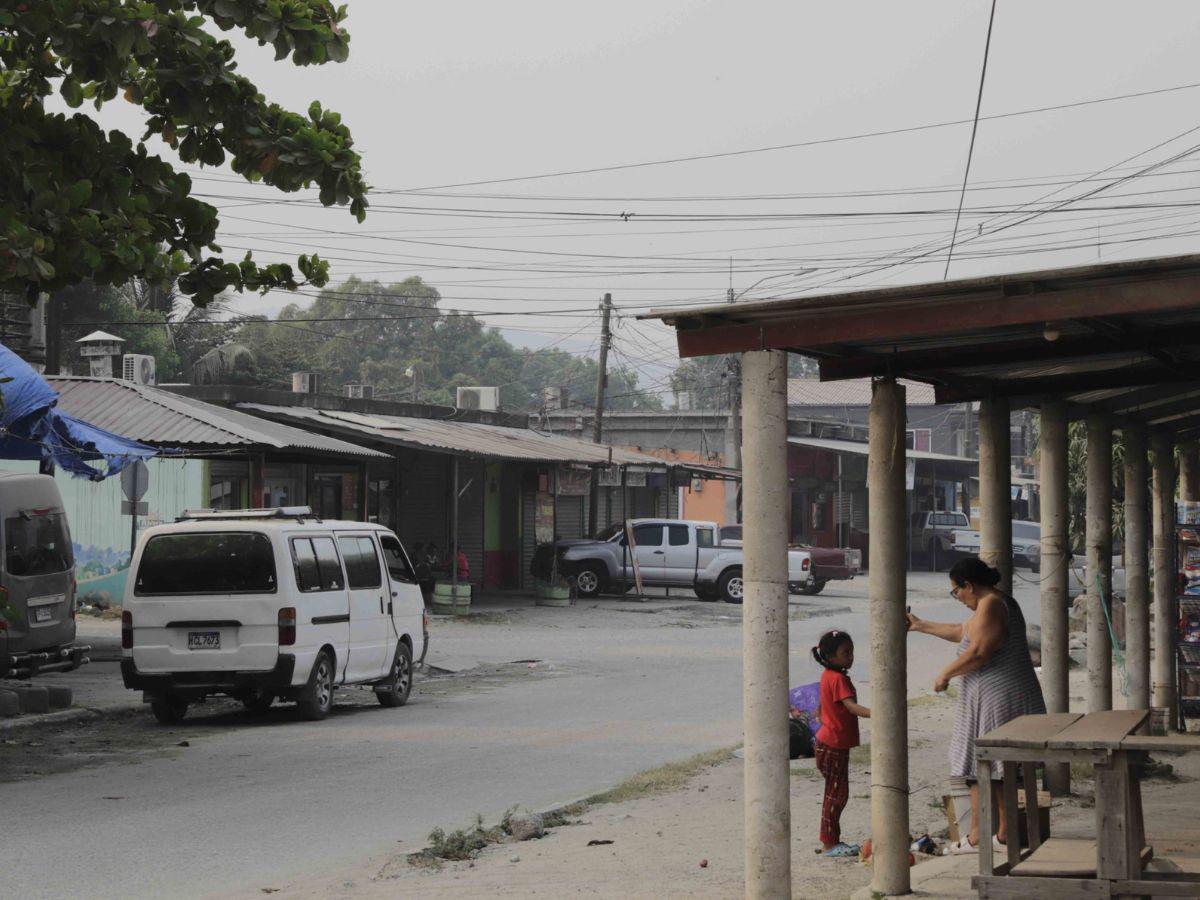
[339,536,383,589]
[379,535,416,583]
[291,537,345,592]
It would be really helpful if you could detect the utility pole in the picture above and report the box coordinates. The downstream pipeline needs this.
[587,293,613,538]
[724,283,741,525]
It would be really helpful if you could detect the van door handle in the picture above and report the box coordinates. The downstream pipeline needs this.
[653,550,665,555]
[379,596,384,614]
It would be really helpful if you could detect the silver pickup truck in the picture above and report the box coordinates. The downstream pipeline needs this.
[551,519,814,604]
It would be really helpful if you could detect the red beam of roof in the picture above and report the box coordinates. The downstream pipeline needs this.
[674,272,1200,359]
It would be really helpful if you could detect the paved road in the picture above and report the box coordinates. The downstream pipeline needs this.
[2,571,1041,898]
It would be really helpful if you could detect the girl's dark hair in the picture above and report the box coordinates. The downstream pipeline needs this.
[812,629,853,670]
[949,556,1002,588]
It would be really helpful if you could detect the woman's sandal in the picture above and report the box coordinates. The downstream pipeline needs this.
[943,835,1006,855]
[822,842,861,858]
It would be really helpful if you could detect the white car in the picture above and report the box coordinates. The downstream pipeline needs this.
[121,507,428,724]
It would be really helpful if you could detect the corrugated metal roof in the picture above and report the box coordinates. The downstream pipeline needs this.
[239,404,675,467]
[788,435,977,467]
[48,378,387,459]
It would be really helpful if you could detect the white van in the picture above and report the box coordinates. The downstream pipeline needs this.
[121,507,428,724]
[0,473,88,677]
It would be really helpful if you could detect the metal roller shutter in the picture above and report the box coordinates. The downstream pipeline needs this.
[456,458,486,585]
[397,450,447,557]
[555,495,585,539]
[521,485,537,589]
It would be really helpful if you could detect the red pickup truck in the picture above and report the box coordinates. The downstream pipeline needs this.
[718,526,861,595]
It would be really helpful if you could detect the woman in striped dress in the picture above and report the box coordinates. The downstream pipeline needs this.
[906,556,1045,853]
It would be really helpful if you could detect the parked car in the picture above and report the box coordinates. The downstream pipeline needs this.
[541,518,814,604]
[121,507,428,724]
[949,519,1041,572]
[719,525,861,595]
[910,510,972,568]
[0,473,89,678]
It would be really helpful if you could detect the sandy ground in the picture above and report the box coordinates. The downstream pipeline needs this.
[244,666,1200,900]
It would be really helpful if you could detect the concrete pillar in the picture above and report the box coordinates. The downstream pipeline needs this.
[1151,432,1177,721]
[1086,413,1113,712]
[979,398,1013,594]
[1123,424,1150,717]
[868,379,910,896]
[1039,402,1071,794]
[1180,440,1200,502]
[739,350,791,900]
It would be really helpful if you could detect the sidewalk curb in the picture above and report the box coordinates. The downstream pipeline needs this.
[0,704,136,733]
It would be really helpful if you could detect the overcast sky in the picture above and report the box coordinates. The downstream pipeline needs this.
[107,1,1200,402]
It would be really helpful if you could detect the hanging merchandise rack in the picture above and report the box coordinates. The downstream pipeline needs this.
[1173,508,1200,729]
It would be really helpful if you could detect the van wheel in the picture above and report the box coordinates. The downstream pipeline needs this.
[150,695,188,725]
[241,689,274,715]
[574,564,606,598]
[376,643,413,708]
[298,651,335,721]
[718,568,744,605]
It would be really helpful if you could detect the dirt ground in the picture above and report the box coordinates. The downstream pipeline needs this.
[241,666,1200,900]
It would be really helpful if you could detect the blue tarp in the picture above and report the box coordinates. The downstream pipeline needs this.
[0,342,158,481]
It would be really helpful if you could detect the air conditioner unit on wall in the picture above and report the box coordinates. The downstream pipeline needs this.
[343,384,374,400]
[292,372,320,395]
[122,353,157,386]
[457,386,500,411]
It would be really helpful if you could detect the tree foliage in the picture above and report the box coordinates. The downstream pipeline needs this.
[670,352,818,409]
[0,1,367,306]
[224,277,664,412]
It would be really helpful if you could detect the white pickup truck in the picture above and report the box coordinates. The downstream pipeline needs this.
[551,518,815,604]
[950,520,1042,572]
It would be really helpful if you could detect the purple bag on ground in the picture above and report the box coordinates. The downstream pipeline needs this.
[790,682,821,736]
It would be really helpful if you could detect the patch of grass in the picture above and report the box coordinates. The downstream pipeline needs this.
[542,802,587,829]
[909,687,957,708]
[850,743,871,766]
[1070,762,1095,784]
[417,812,509,862]
[585,746,737,806]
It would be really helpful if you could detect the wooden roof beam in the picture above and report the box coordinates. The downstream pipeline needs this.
[934,365,1194,404]
[675,272,1200,358]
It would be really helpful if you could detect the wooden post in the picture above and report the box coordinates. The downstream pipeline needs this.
[1040,402,1071,794]
[1151,432,1177,722]
[1087,413,1113,712]
[979,398,1013,594]
[1123,424,1151,719]
[740,350,791,900]
[868,378,910,895]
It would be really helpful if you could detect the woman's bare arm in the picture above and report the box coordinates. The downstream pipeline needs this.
[907,612,963,643]
[936,595,1008,685]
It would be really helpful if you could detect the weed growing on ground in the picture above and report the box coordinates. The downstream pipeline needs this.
[791,765,821,780]
[585,746,736,806]
[850,743,871,766]
[542,802,587,829]
[423,814,507,861]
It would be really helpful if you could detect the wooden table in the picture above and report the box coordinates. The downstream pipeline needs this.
[972,710,1200,899]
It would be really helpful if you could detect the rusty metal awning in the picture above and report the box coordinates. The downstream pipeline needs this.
[48,377,388,459]
[238,404,684,468]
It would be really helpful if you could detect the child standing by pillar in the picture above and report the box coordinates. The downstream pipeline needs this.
[812,629,871,858]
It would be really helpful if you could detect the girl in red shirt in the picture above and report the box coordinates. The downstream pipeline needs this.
[812,630,871,857]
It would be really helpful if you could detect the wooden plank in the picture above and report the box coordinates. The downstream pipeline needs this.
[1046,710,1149,749]
[1004,762,1022,871]
[1112,881,1200,897]
[977,713,1084,749]
[980,753,995,877]
[978,747,1108,765]
[1095,755,1135,881]
[1023,762,1043,852]
[1010,837,1097,878]
[975,874,1109,898]
[1120,733,1200,752]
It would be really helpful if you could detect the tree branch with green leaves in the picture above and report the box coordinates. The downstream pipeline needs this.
[0,1,368,306]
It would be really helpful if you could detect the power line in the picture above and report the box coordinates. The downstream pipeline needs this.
[945,0,998,279]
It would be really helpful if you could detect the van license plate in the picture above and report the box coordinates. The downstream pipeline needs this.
[188,632,220,650]
[33,607,52,623]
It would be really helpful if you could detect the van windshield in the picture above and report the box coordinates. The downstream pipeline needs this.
[4,512,73,577]
[135,532,276,595]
